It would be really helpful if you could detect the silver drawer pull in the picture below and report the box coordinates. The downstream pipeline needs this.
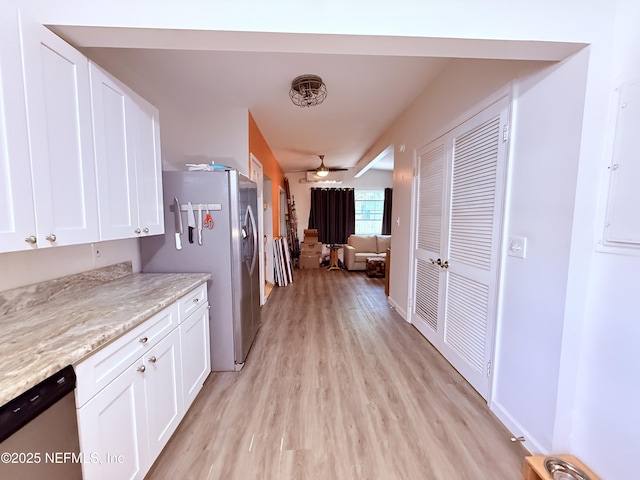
[148,356,157,363]
[137,365,146,373]
[192,298,199,304]
[24,236,37,244]
[139,337,148,344]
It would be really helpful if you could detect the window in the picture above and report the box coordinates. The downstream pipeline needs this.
[355,190,384,234]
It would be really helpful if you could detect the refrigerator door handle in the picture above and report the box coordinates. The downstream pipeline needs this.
[246,204,258,275]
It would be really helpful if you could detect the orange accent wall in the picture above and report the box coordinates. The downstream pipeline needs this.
[248,112,286,239]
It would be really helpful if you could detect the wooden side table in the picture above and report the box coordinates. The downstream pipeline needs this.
[328,245,341,270]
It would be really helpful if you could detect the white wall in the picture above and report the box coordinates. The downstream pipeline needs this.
[363,59,548,323]
[491,49,590,454]
[159,108,249,174]
[25,0,605,53]
[562,0,640,476]
[0,239,140,291]
[286,169,393,242]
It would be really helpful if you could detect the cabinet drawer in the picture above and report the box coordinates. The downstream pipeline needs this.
[75,303,178,408]
[178,283,208,322]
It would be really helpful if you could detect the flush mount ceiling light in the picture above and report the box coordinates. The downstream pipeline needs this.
[289,74,327,107]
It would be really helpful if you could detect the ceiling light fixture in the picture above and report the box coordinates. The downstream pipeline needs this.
[289,74,327,107]
[315,155,330,177]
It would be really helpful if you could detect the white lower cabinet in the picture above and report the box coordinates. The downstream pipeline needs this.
[145,328,183,461]
[180,302,211,410]
[76,360,150,480]
[76,284,210,480]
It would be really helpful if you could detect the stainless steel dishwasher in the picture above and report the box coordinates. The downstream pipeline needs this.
[0,365,82,479]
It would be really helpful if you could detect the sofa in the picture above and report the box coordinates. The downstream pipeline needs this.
[344,234,391,271]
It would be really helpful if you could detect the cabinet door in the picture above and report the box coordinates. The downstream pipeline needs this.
[77,362,150,480]
[180,303,211,409]
[132,94,164,236]
[0,7,36,252]
[90,63,139,240]
[20,17,98,247]
[145,328,183,461]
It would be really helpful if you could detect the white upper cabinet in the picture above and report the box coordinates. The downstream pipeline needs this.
[19,14,99,248]
[90,63,164,240]
[132,93,164,236]
[0,7,36,252]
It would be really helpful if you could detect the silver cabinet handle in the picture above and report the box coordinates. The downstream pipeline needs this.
[193,298,199,304]
[45,234,57,242]
[135,228,141,234]
[137,365,146,373]
[139,337,148,344]
[143,227,149,233]
[148,356,157,363]
[24,236,37,244]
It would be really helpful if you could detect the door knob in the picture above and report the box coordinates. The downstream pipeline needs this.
[45,234,57,242]
[24,236,37,244]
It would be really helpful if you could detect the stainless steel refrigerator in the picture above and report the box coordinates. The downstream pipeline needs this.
[140,170,261,371]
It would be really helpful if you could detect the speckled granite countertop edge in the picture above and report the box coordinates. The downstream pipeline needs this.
[0,268,210,406]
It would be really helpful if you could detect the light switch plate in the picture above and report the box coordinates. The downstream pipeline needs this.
[508,236,527,259]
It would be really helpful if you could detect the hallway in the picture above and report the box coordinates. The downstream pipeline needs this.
[148,268,525,479]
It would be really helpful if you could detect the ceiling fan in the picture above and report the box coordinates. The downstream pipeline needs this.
[308,155,348,178]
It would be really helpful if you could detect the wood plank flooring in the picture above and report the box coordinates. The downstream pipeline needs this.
[147,268,525,479]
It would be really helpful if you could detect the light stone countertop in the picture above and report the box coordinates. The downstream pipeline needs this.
[0,265,210,406]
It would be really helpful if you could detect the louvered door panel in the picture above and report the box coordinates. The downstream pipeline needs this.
[444,273,489,374]
[415,258,440,332]
[450,116,500,270]
[417,144,445,251]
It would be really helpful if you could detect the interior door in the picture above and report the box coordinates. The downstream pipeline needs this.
[412,141,448,347]
[411,95,510,399]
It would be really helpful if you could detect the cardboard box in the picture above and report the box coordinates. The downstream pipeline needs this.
[303,229,319,244]
[300,242,322,255]
[299,254,320,269]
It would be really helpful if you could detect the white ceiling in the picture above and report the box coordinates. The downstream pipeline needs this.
[52,27,579,174]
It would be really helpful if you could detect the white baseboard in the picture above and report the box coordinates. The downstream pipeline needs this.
[490,398,547,455]
[387,296,407,320]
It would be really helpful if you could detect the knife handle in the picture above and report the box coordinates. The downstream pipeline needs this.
[175,232,182,250]
[188,227,194,243]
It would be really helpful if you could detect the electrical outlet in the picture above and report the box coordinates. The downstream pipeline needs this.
[92,243,102,263]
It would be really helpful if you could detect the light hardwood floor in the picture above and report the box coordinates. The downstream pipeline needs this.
[147,268,526,479]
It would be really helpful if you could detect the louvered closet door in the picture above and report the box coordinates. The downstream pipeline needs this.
[412,141,448,346]
[411,96,509,399]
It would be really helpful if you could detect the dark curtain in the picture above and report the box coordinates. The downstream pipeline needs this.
[382,187,393,235]
[308,188,355,244]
